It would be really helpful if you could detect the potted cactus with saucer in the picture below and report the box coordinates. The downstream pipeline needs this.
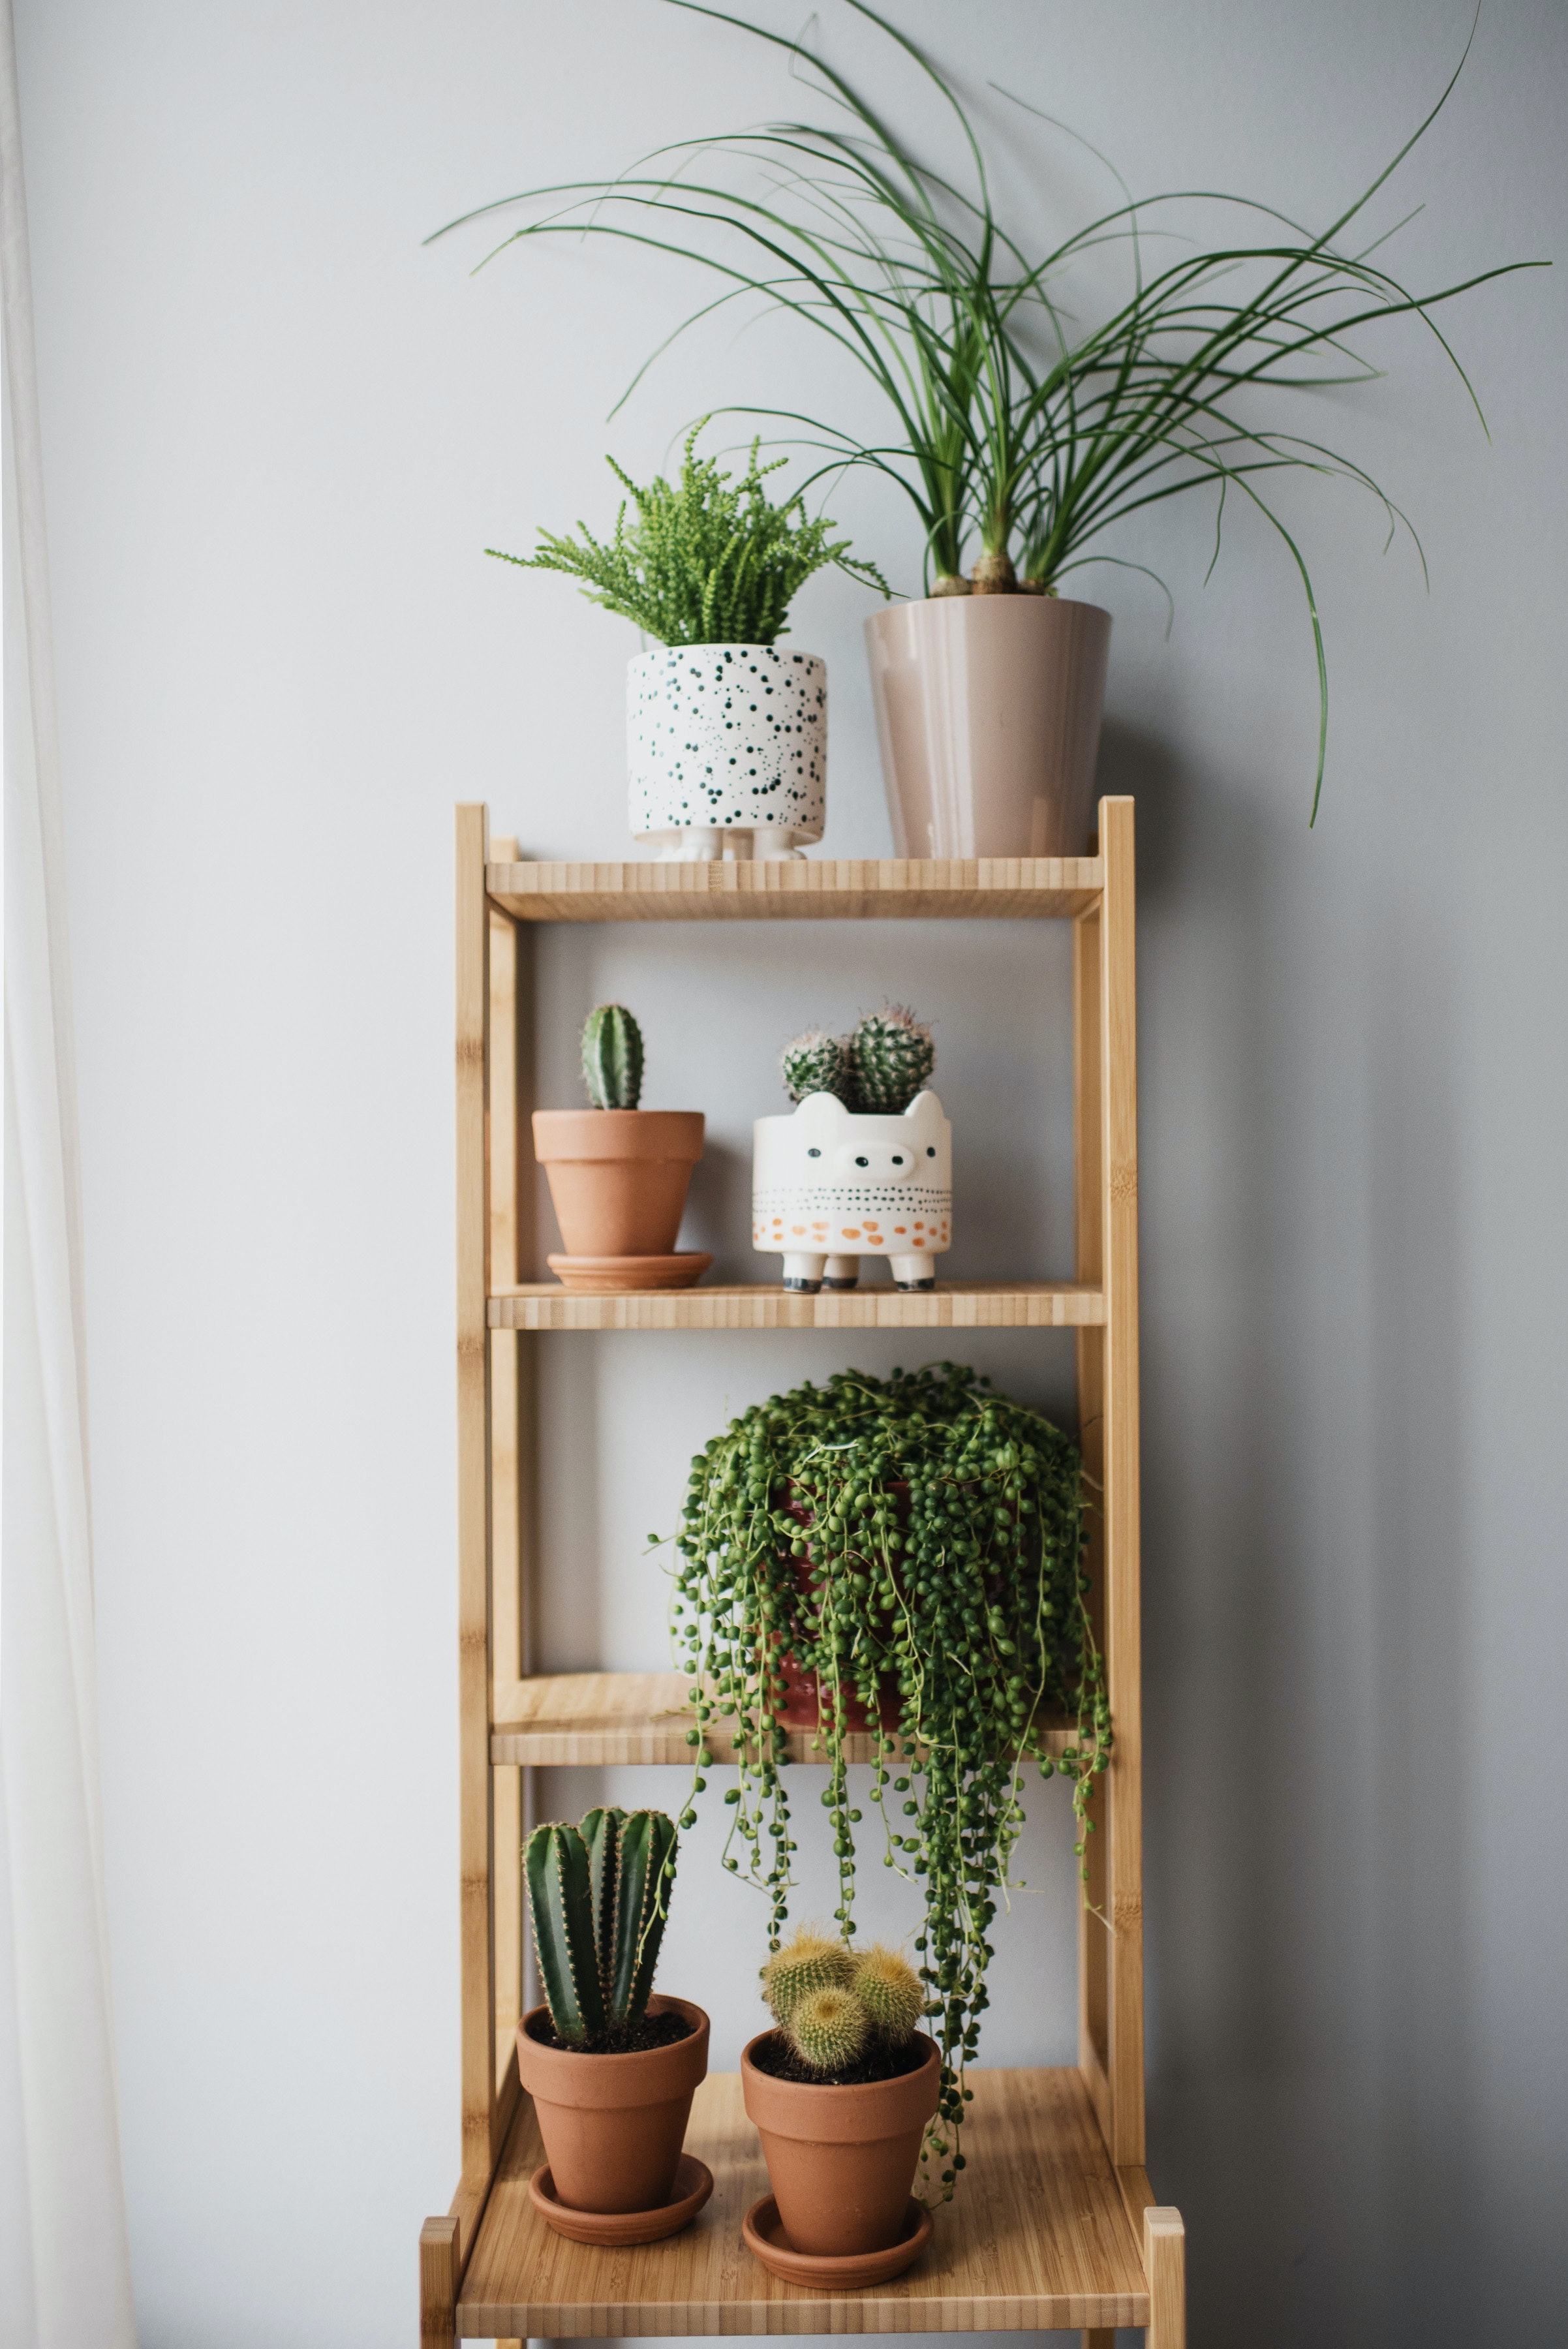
[533,1004,711,1290]
[752,1007,951,1291]
[517,1807,713,2244]
[740,1929,939,2286]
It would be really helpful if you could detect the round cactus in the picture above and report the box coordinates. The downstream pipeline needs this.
[780,1026,853,1107]
[581,1002,643,1110]
[762,1926,855,2022]
[853,1943,925,2042]
[847,1004,934,1113]
[787,1984,869,2074]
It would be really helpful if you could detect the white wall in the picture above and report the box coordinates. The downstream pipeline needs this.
[14,1,1567,2342]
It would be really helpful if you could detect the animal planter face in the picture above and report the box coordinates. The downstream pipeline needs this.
[752,1091,952,1291]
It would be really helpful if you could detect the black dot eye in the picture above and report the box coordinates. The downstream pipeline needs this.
[892,1156,904,1165]
[807,1147,822,1158]
[855,1156,869,1168]
[927,1146,936,1158]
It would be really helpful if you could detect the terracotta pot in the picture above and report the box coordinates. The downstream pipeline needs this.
[517,1996,710,2215]
[533,1110,704,1258]
[864,594,1111,858]
[741,2031,940,2256]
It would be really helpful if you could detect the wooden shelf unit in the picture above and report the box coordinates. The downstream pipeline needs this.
[420,799,1185,2348]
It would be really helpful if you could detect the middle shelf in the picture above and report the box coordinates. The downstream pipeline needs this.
[490,1672,1081,1766]
[489,1280,1103,1332]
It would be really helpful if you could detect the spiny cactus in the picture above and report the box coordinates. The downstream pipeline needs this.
[853,1943,926,2040]
[762,1925,856,2023]
[581,1003,643,1110]
[846,1004,934,1114]
[780,1026,853,1107]
[787,1984,869,2074]
[525,1807,677,2046]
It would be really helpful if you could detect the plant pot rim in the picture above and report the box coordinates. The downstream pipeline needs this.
[518,1995,710,2108]
[532,1108,705,1164]
[628,641,826,663]
[867,591,1110,623]
[740,2029,940,2142]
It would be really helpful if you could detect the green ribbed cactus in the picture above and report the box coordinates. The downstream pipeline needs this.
[525,1808,677,2046]
[847,1005,934,1114]
[581,1003,643,1110]
[780,1028,853,1107]
[788,1985,869,2073]
[853,1943,926,2040]
[762,1926,856,2023]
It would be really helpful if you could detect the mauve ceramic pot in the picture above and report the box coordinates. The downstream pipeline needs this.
[865,594,1111,858]
[517,1996,710,2215]
[741,2031,940,2256]
[532,1109,704,1259]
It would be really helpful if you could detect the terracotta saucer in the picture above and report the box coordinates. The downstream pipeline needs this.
[546,1251,712,1293]
[741,2192,934,2289]
[528,2153,714,2245]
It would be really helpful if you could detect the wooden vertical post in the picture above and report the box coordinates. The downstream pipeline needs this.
[488,853,523,2107]
[1074,889,1110,2130]
[455,804,495,2181]
[1143,2207,1186,2348]
[419,2215,459,2348]
[1099,795,1145,2168]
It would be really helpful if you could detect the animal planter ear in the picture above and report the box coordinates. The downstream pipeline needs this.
[752,1090,952,1293]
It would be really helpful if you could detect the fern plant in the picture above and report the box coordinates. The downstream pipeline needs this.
[489,422,886,646]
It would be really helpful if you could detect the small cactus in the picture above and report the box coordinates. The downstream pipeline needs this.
[581,1003,643,1109]
[846,1004,934,1114]
[853,1943,926,2040]
[788,1984,868,2074]
[780,1026,853,1107]
[762,1926,856,2022]
[525,1807,677,2046]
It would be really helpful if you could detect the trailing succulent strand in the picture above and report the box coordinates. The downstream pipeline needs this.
[778,1006,936,1114]
[664,1363,1108,2198]
[490,420,887,647]
[581,1003,643,1111]
[525,1807,678,2048]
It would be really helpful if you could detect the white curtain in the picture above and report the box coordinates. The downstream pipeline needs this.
[0,0,136,2338]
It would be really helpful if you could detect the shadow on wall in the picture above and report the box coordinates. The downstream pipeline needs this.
[1105,714,1475,2346]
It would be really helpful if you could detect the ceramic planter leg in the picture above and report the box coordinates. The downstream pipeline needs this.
[891,1255,934,1290]
[823,1255,859,1289]
[782,1252,825,1292]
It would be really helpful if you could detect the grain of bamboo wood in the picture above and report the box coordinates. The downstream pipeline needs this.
[489,1280,1102,1331]
[486,854,1101,923]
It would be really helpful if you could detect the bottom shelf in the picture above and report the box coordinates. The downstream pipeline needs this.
[457,2066,1150,2337]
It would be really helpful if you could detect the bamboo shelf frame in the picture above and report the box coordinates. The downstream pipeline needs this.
[420,798,1184,2348]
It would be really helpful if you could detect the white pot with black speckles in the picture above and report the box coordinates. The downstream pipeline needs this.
[628,643,826,859]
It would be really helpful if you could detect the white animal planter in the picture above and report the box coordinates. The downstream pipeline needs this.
[752,1091,952,1292]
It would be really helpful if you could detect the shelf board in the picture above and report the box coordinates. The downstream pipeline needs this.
[457,2065,1149,2337]
[487,855,1102,923]
[489,1280,1103,1332]
[490,1673,1079,1767]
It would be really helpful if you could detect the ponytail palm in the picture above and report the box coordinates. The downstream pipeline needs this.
[433,0,1542,818]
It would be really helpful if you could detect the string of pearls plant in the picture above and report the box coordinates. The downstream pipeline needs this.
[664,1362,1109,2197]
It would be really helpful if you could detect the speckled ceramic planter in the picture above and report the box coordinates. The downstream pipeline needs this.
[629,643,826,859]
[752,1091,953,1292]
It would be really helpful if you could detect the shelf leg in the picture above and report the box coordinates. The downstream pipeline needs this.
[1143,2206,1185,2347]
[419,2215,458,2348]
[1081,2332,1115,2349]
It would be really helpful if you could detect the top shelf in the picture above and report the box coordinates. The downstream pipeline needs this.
[487,854,1103,923]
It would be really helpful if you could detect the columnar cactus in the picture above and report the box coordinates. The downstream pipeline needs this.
[780,1026,852,1107]
[525,1807,677,2045]
[581,1002,644,1109]
[762,1926,856,2022]
[846,1005,934,1113]
[787,1985,868,2073]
